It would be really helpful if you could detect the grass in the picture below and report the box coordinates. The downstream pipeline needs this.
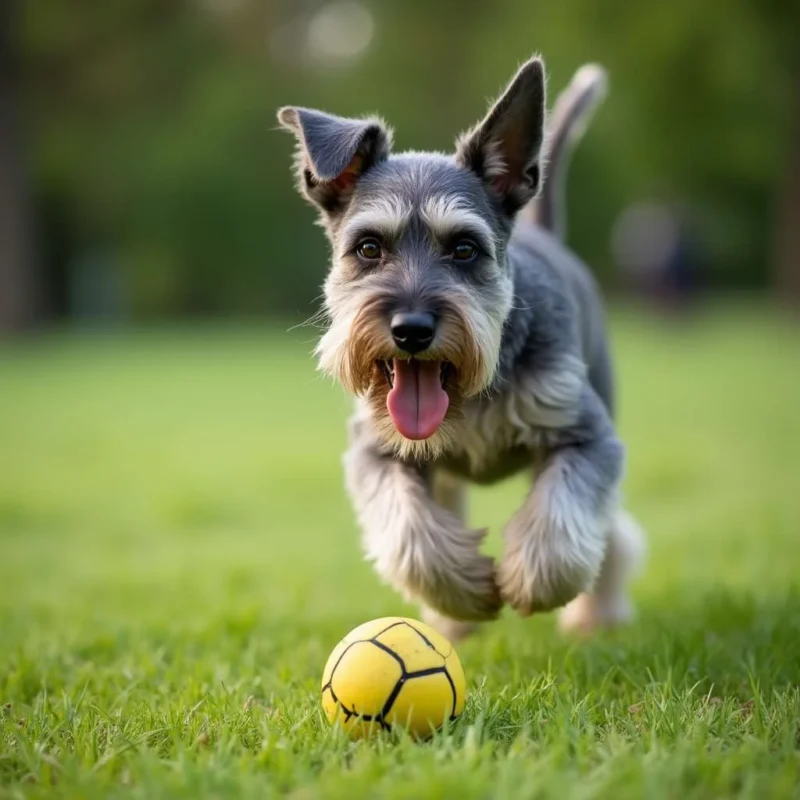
[1,305,799,799]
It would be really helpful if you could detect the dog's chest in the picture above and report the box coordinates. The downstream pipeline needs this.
[441,406,540,483]
[440,366,583,483]
[441,395,550,484]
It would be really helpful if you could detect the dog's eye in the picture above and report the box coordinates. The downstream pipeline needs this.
[356,239,382,260]
[452,240,478,262]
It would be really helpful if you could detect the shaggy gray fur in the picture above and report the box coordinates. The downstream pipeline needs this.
[278,58,643,633]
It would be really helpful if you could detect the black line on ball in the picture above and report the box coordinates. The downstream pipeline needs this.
[373,620,408,638]
[330,687,354,723]
[368,638,408,674]
[325,640,361,686]
[324,635,403,734]
[405,666,447,679]
[327,682,390,731]
[380,674,406,719]
[442,667,459,720]
[404,622,449,659]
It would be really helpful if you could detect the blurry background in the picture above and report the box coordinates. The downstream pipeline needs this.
[1,7,800,792]
[2,0,800,329]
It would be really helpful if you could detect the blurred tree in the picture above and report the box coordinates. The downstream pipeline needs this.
[754,0,800,307]
[0,0,38,332]
[775,77,800,307]
[15,0,800,320]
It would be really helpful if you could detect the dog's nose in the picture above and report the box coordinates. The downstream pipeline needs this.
[391,312,436,355]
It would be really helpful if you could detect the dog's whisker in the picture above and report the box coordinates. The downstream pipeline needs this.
[288,306,330,333]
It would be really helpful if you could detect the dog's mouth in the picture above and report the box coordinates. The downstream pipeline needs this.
[378,358,452,440]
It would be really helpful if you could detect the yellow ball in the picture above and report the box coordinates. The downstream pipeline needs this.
[321,617,466,738]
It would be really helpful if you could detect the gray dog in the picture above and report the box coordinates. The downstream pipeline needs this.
[278,57,644,639]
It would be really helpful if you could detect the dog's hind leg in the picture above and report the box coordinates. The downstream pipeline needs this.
[421,470,479,641]
[559,508,645,634]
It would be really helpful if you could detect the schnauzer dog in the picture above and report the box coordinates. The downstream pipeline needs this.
[278,57,644,639]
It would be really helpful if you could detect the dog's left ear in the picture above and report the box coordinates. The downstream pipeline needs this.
[456,57,546,215]
[278,107,392,215]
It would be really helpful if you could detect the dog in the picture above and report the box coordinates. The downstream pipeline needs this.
[278,57,644,640]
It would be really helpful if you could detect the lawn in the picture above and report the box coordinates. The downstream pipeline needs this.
[1,306,799,799]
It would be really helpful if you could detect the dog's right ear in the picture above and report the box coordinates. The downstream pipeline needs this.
[277,107,392,215]
[455,58,546,217]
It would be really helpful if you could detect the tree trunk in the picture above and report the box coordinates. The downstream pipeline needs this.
[0,0,38,333]
[774,65,800,309]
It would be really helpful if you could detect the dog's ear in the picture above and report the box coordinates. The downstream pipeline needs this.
[277,107,392,214]
[456,57,546,215]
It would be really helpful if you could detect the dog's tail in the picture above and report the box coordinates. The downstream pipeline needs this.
[524,64,608,241]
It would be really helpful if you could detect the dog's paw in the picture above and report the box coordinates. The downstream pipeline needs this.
[497,508,604,616]
[422,607,477,642]
[497,551,589,615]
[558,592,633,635]
[411,543,502,622]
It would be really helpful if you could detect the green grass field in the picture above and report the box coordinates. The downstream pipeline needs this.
[2,307,799,799]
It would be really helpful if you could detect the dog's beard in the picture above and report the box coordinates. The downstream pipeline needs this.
[317,286,509,460]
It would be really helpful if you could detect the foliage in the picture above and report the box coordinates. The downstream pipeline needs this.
[18,0,800,317]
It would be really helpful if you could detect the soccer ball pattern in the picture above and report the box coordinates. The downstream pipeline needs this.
[321,617,466,738]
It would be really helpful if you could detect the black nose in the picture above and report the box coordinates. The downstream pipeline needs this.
[391,312,436,355]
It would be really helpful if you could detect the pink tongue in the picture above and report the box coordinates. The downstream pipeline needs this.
[387,360,449,440]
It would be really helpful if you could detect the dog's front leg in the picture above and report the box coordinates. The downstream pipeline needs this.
[421,470,482,641]
[343,417,501,622]
[497,387,623,615]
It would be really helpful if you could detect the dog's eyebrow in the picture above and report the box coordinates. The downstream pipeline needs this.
[340,198,412,248]
[420,196,497,258]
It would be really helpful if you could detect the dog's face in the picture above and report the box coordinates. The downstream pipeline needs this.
[279,58,546,459]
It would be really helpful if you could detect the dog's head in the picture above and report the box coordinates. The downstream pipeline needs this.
[279,58,546,459]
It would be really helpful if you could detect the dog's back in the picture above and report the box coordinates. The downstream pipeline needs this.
[512,64,614,416]
[507,226,615,416]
